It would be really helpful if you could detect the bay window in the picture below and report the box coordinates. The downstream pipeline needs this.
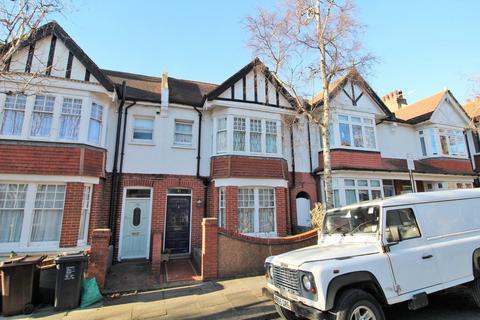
[59,97,82,140]
[215,115,282,156]
[0,184,27,243]
[1,94,27,136]
[238,187,276,235]
[419,127,466,158]
[31,95,55,137]
[337,114,376,150]
[88,103,103,144]
[333,178,383,207]
[31,184,65,242]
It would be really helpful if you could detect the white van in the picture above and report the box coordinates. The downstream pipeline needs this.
[264,189,480,320]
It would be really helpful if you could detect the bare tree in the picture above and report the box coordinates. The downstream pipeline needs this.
[0,0,63,91]
[247,0,373,209]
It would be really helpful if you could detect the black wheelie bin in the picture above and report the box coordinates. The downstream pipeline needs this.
[54,252,88,311]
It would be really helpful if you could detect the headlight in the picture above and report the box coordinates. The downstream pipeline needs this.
[268,264,274,279]
[302,275,312,290]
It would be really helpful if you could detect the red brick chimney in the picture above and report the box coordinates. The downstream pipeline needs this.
[382,90,408,112]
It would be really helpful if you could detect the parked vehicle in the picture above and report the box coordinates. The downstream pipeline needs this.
[264,189,480,320]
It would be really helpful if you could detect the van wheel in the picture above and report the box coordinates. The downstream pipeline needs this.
[331,289,385,320]
[472,278,480,307]
[275,305,304,320]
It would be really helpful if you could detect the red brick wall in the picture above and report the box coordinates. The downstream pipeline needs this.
[211,156,288,179]
[60,182,84,247]
[87,177,110,243]
[275,187,288,236]
[86,229,111,290]
[0,141,105,177]
[113,174,206,261]
[201,218,218,280]
[289,172,318,227]
[318,149,383,171]
[422,158,473,174]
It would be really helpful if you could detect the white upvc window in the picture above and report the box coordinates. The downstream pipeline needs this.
[215,115,282,156]
[419,127,467,158]
[31,95,55,137]
[132,117,154,142]
[238,187,276,236]
[78,185,92,244]
[88,103,103,145]
[333,178,383,208]
[59,97,82,140]
[216,117,227,153]
[174,120,193,146]
[218,187,226,228]
[1,94,27,136]
[0,184,27,243]
[31,184,65,243]
[233,117,246,151]
[337,114,376,150]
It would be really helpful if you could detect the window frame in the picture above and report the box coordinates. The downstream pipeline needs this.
[419,127,467,159]
[385,208,422,243]
[78,184,92,245]
[58,97,83,141]
[237,187,277,237]
[88,102,103,145]
[1,93,27,136]
[30,95,55,138]
[335,114,377,151]
[173,119,194,147]
[333,178,384,208]
[218,187,226,228]
[132,116,155,144]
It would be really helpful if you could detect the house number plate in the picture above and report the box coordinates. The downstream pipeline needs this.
[274,294,293,311]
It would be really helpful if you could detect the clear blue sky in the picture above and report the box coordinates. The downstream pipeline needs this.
[56,0,479,103]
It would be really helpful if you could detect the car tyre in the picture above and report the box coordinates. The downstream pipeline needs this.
[331,289,385,320]
[472,278,480,307]
[275,304,304,320]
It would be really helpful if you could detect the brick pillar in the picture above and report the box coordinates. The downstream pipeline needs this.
[60,182,84,247]
[201,218,218,280]
[225,186,238,233]
[86,229,111,290]
[151,231,163,275]
[276,187,288,237]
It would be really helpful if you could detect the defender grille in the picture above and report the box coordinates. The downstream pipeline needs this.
[272,265,300,294]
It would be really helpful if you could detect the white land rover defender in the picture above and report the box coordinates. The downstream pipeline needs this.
[264,189,480,320]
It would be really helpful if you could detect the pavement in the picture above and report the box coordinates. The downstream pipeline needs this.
[4,276,480,320]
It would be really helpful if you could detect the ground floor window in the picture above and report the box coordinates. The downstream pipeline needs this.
[0,182,67,249]
[333,178,383,207]
[238,187,276,235]
[78,185,92,243]
[218,187,226,228]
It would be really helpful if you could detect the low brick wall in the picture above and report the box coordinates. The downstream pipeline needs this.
[217,229,318,278]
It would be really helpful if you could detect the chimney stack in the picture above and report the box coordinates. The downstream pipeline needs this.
[160,72,169,117]
[382,90,408,112]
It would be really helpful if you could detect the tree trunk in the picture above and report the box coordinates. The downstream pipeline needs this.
[316,0,333,209]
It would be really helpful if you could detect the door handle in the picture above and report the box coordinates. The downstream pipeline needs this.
[422,254,433,260]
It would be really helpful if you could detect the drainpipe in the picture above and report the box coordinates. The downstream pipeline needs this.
[193,105,203,178]
[465,130,476,173]
[119,101,137,173]
[289,126,296,233]
[307,121,313,173]
[108,81,126,244]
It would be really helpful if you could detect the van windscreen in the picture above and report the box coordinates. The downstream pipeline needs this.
[322,206,380,235]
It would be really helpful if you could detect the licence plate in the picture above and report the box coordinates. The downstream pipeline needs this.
[274,294,293,311]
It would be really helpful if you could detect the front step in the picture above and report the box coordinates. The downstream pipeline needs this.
[169,253,191,260]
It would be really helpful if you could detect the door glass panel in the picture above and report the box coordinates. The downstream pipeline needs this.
[126,189,151,198]
[133,207,141,226]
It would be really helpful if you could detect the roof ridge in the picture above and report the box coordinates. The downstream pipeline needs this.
[102,69,218,86]
[399,89,445,110]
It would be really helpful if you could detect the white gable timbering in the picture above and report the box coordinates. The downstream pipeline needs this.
[333,81,387,118]
[214,68,292,108]
[431,96,470,128]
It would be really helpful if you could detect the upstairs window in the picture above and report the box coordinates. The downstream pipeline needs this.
[1,94,27,136]
[250,119,262,152]
[233,117,246,151]
[216,117,227,153]
[420,128,466,158]
[133,118,154,142]
[266,121,277,153]
[88,103,103,144]
[59,97,82,140]
[337,114,376,150]
[174,120,193,146]
[31,95,55,137]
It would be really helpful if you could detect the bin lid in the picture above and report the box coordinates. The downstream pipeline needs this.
[54,252,88,263]
[0,255,45,269]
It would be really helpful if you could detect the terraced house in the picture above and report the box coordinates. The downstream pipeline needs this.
[0,22,477,275]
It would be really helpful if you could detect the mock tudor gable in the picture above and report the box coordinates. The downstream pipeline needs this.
[3,22,114,92]
[206,58,296,109]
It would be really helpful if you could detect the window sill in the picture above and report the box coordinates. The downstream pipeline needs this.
[330,146,379,153]
[171,144,195,150]
[214,152,284,158]
[129,140,155,146]
[241,232,278,238]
